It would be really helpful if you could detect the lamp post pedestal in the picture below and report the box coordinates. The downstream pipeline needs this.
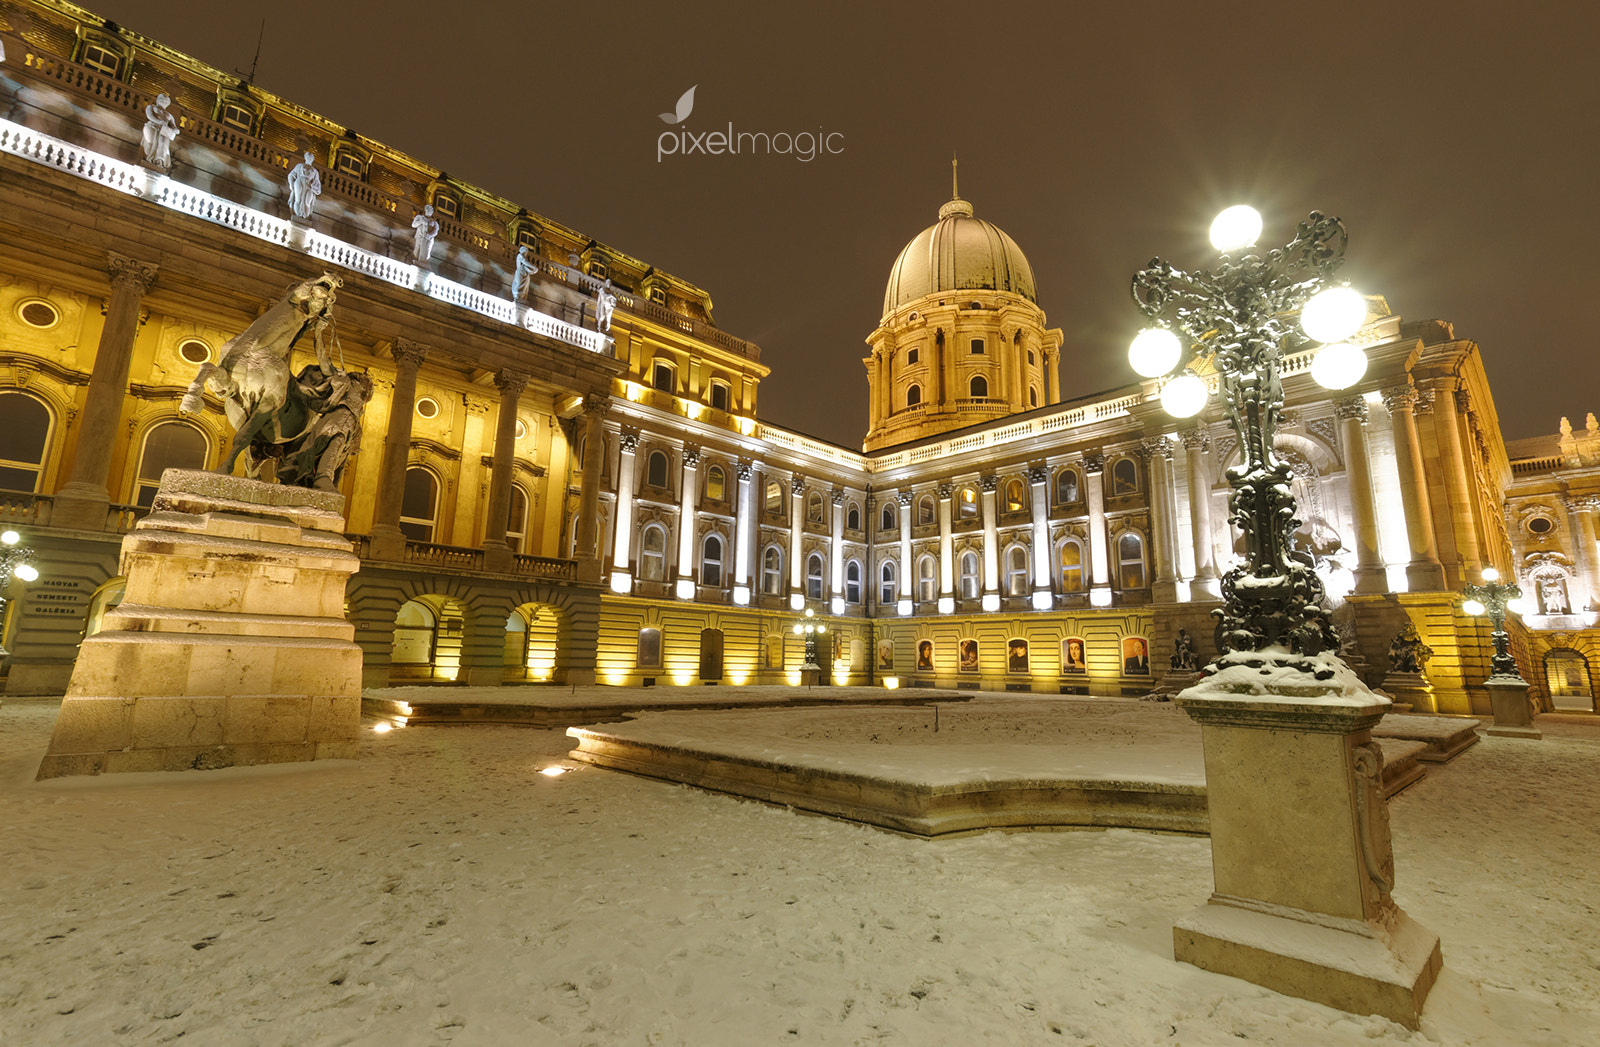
[1174,667,1442,1029]
[1484,676,1542,739]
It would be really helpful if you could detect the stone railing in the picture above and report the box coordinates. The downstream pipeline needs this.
[514,554,577,580]
[0,490,52,525]
[342,533,576,581]
[870,389,1143,471]
[1511,455,1564,476]
[405,541,483,571]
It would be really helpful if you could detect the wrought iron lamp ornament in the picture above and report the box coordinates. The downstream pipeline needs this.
[1460,567,1527,681]
[791,607,827,670]
[1130,209,1366,675]
[0,529,40,658]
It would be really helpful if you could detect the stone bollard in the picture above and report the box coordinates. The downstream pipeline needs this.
[1172,654,1443,1029]
[1484,677,1542,739]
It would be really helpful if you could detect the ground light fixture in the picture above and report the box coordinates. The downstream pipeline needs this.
[1129,208,1362,667]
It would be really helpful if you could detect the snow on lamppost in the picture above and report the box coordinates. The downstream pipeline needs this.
[1130,207,1443,1026]
[1461,567,1543,739]
[0,529,40,658]
[1129,206,1367,674]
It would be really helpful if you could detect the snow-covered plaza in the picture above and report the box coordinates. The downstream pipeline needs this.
[1,694,1596,1046]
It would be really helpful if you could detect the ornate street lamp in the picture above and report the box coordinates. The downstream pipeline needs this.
[1129,207,1368,677]
[791,607,828,673]
[0,529,41,658]
[1460,567,1530,682]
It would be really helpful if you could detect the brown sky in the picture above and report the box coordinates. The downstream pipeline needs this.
[94,0,1599,448]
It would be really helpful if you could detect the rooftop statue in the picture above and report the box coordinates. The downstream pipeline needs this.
[411,204,439,264]
[512,245,536,303]
[595,278,617,333]
[179,273,369,491]
[140,93,179,169]
[287,151,321,219]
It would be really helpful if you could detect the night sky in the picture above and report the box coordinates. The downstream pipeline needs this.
[94,1,1598,449]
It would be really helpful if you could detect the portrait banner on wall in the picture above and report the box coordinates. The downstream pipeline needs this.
[1122,635,1150,675]
[1061,636,1086,674]
[1007,638,1029,674]
[959,638,979,672]
[877,637,894,671]
[637,627,662,670]
[916,638,935,671]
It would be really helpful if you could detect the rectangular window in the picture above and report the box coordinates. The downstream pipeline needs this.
[906,347,919,365]
[80,44,122,77]
[218,104,255,133]
[710,382,730,411]
[649,287,667,305]
[433,193,459,218]
[334,152,365,178]
[971,339,985,355]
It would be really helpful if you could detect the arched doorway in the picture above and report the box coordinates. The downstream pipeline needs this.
[390,595,465,681]
[505,603,561,682]
[1544,648,1595,712]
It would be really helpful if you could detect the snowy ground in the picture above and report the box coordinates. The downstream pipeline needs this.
[1,698,1596,1046]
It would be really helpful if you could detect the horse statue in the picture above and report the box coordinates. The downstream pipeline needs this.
[180,273,343,477]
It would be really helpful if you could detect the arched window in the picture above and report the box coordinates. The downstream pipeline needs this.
[709,380,730,412]
[807,491,824,524]
[705,464,726,501]
[651,361,675,392]
[845,560,862,604]
[1006,545,1029,597]
[702,534,724,587]
[506,484,528,553]
[1055,468,1079,506]
[639,524,667,581]
[1113,457,1140,495]
[646,450,670,488]
[762,546,784,595]
[958,487,979,519]
[1004,479,1026,513]
[806,553,825,600]
[917,555,938,602]
[1058,538,1084,592]
[906,384,922,407]
[969,375,988,398]
[881,502,897,531]
[1030,387,1038,408]
[765,480,783,513]
[846,502,861,530]
[880,560,897,605]
[134,420,208,507]
[959,551,981,599]
[1118,532,1146,589]
[399,467,439,541]
[0,391,52,493]
[917,495,936,525]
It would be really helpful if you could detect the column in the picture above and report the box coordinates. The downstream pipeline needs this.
[1182,429,1222,600]
[829,487,846,612]
[573,393,608,582]
[880,343,896,423]
[731,460,754,605]
[368,339,429,561]
[1045,347,1060,405]
[1028,467,1051,609]
[1429,380,1482,586]
[789,475,805,609]
[53,252,159,531]
[1563,496,1600,612]
[1084,453,1112,605]
[674,444,701,600]
[1382,386,1446,590]
[1335,396,1386,593]
[610,430,640,593]
[1142,438,1178,602]
[937,483,954,613]
[480,368,529,572]
[980,475,1000,611]
[897,491,913,612]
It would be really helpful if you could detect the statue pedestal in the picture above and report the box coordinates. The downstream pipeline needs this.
[37,470,363,779]
[1484,676,1542,739]
[1173,660,1443,1029]
[1379,671,1434,714]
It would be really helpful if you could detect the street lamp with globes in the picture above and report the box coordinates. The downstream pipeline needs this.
[1128,206,1369,675]
[1460,566,1531,682]
[0,529,40,658]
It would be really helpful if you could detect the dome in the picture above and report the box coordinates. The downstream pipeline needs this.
[882,194,1038,318]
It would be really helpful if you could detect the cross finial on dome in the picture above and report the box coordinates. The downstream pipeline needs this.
[939,155,973,219]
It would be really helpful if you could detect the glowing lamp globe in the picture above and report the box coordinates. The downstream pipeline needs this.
[1309,342,1368,390]
[1209,205,1262,253]
[1461,599,1486,617]
[0,530,17,545]
[1481,567,1500,582]
[14,564,38,581]
[1159,372,1208,418]
[1300,287,1366,343]
[1129,327,1181,378]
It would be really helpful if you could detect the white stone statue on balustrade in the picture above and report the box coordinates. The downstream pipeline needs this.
[410,204,439,264]
[594,278,617,333]
[140,93,180,170]
[286,151,322,219]
[512,245,536,303]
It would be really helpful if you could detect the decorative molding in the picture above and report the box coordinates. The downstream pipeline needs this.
[391,338,429,370]
[1381,386,1417,414]
[1181,428,1210,452]
[1082,452,1106,474]
[494,367,530,398]
[937,484,954,500]
[979,475,998,492]
[1334,396,1368,422]
[106,252,158,296]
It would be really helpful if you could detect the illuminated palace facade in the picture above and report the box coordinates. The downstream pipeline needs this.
[2,0,1596,712]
